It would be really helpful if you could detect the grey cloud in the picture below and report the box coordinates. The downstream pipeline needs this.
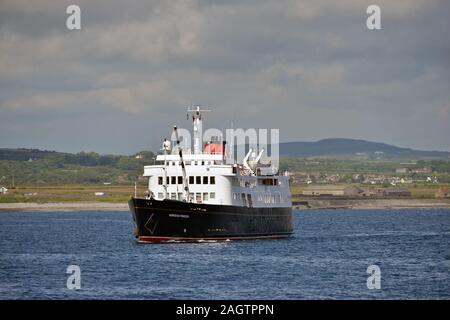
[0,0,449,153]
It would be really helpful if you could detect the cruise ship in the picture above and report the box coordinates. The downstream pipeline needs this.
[128,107,293,243]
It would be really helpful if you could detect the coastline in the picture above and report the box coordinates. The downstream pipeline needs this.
[294,198,450,210]
[0,202,129,212]
[1,198,450,212]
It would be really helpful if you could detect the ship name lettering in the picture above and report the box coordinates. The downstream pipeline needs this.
[169,214,189,218]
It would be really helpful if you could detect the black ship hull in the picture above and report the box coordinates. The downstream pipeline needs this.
[128,198,293,243]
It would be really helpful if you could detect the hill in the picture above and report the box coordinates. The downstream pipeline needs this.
[279,139,450,159]
[0,149,155,185]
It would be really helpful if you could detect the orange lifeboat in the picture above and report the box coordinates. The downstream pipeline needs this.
[204,143,224,155]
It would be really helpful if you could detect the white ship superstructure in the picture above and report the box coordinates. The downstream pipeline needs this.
[143,107,291,208]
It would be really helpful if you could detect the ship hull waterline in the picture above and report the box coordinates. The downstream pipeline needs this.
[129,198,294,243]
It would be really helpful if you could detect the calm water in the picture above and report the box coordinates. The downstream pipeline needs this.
[0,209,449,299]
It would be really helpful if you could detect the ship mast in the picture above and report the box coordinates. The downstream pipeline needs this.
[162,138,171,199]
[187,106,210,154]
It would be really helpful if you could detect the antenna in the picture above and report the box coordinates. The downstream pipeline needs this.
[187,105,211,115]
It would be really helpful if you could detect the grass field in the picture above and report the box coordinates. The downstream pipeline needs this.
[0,184,148,203]
[290,182,449,200]
[1,182,449,203]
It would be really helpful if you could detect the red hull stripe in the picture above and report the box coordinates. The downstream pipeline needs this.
[138,234,291,243]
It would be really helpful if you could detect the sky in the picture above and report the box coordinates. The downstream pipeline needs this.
[0,0,449,155]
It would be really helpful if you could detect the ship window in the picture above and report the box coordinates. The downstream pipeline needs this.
[241,193,246,206]
[166,177,170,185]
[203,192,209,201]
[178,176,182,184]
[210,192,215,199]
[171,193,176,200]
[178,193,183,200]
[189,176,194,184]
[158,177,163,185]
[158,192,163,199]
[203,176,208,184]
[210,176,216,184]
[201,161,205,165]
[189,193,194,200]
[261,179,275,186]
[196,193,202,202]
[171,176,176,184]
[196,176,201,184]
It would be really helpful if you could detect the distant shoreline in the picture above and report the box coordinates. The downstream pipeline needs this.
[0,202,129,212]
[294,198,450,210]
[1,199,450,212]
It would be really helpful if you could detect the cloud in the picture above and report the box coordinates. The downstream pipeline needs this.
[0,0,449,153]
[93,80,169,114]
[3,92,78,111]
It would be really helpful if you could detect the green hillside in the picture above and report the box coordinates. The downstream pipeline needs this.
[0,149,155,186]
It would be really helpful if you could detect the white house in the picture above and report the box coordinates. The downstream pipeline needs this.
[0,186,8,194]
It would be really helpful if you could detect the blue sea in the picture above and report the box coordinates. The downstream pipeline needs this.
[0,209,449,299]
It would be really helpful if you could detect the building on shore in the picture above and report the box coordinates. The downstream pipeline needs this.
[301,185,363,197]
[435,187,450,198]
[379,187,411,197]
[360,190,377,197]
[395,168,411,174]
[0,186,8,194]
